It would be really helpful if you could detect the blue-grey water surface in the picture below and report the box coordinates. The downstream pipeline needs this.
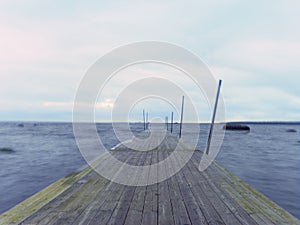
[0,122,299,219]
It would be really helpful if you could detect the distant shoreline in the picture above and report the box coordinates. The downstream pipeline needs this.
[224,121,300,125]
[1,121,300,125]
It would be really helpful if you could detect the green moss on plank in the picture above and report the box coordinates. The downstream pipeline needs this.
[0,166,91,224]
[214,162,299,225]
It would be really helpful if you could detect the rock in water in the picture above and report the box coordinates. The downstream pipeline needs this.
[0,147,15,153]
[286,129,297,133]
[223,124,250,131]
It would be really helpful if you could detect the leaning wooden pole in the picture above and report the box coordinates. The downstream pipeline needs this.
[179,96,184,138]
[170,112,174,133]
[206,80,222,155]
[143,109,146,130]
[146,112,149,129]
[165,116,169,130]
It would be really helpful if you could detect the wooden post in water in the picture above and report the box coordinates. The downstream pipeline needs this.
[143,109,146,130]
[179,96,184,138]
[165,116,169,130]
[170,112,174,133]
[146,112,149,130]
[206,80,222,155]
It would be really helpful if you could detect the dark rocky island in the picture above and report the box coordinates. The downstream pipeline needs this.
[286,129,297,133]
[223,124,250,131]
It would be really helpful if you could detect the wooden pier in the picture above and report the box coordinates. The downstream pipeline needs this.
[0,133,298,225]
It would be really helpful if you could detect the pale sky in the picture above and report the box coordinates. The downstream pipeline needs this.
[0,0,299,122]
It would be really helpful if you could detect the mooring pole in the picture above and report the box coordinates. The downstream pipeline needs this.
[146,112,148,129]
[165,116,169,130]
[179,96,184,138]
[143,109,146,130]
[170,112,174,133]
[206,80,222,155]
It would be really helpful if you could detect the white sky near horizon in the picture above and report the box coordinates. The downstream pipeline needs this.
[0,0,299,122]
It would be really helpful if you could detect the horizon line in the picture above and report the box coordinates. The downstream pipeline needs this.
[1,120,300,124]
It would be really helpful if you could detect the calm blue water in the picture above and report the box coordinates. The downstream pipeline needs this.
[0,122,299,219]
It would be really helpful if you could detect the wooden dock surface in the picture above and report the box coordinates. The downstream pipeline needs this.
[0,133,298,225]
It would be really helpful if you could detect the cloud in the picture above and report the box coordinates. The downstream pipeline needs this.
[43,99,114,110]
[210,66,253,84]
[43,101,73,108]
[210,39,300,73]
[96,99,114,109]
[223,86,300,121]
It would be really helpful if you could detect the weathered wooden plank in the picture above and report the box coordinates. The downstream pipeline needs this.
[190,152,297,225]
[192,157,257,225]
[169,153,208,225]
[106,151,148,225]
[191,153,254,224]
[177,154,225,225]
[71,152,130,225]
[157,151,174,225]
[73,151,137,225]
[104,185,134,224]
[0,167,92,225]
[157,180,173,225]
[204,157,293,224]
[46,175,107,225]
[141,150,159,225]
[124,187,146,225]
[164,151,192,225]
[89,151,141,225]
[70,179,114,225]
[179,153,243,225]
[124,151,151,225]
[21,179,93,224]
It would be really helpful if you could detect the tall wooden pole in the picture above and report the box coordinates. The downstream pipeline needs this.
[143,109,145,130]
[179,96,184,138]
[170,112,174,133]
[165,116,169,130]
[206,80,222,155]
[146,112,148,129]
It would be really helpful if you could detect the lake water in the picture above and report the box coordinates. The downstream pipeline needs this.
[0,122,299,219]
